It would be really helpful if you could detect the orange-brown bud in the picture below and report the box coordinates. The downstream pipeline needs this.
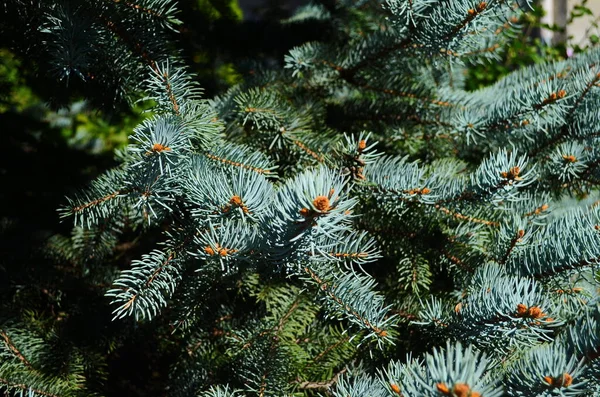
[313,196,331,212]
[229,195,249,213]
[152,143,171,152]
[299,208,311,217]
[562,373,573,387]
[528,306,544,319]
[436,382,450,394]
[500,166,522,181]
[453,383,470,397]
[230,195,243,206]
[544,373,573,388]
[516,303,528,316]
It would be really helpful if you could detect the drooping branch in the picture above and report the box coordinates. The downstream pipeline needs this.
[0,378,61,397]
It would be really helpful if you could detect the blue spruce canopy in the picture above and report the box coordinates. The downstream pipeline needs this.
[4,0,600,396]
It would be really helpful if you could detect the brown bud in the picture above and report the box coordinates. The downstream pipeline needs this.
[528,306,544,319]
[313,196,331,212]
[299,208,311,217]
[152,143,171,152]
[516,303,528,316]
[230,195,243,206]
[452,383,470,397]
[436,382,450,394]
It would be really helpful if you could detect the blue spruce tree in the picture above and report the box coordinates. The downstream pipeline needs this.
[3,0,600,396]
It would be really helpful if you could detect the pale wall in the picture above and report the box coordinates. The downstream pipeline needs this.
[542,0,600,45]
[567,0,600,45]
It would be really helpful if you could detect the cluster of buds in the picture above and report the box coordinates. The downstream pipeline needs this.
[543,373,573,388]
[223,195,249,214]
[467,1,487,15]
[540,90,567,107]
[204,243,237,257]
[526,204,549,217]
[515,303,552,323]
[500,166,522,183]
[437,382,481,397]
[562,154,577,163]
[404,187,431,195]
[555,287,583,295]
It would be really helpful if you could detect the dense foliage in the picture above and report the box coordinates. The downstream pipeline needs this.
[3,1,600,396]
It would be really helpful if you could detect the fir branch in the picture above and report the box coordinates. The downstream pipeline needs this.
[293,140,324,162]
[303,267,389,338]
[110,0,175,21]
[0,330,33,370]
[529,72,600,157]
[440,247,470,271]
[70,189,129,214]
[444,1,488,41]
[153,67,180,115]
[499,229,525,265]
[534,257,600,280]
[336,38,411,81]
[435,205,499,227]
[98,14,158,70]
[203,153,272,175]
[296,367,347,394]
[305,335,351,369]
[0,377,61,397]
[340,73,460,108]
